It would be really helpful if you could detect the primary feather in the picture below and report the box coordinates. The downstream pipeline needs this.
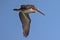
[19,12,31,37]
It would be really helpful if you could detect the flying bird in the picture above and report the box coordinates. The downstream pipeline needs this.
[13,4,45,37]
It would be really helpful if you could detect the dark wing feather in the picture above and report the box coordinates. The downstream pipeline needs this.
[19,12,31,37]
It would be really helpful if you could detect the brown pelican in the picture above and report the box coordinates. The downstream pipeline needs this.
[13,4,45,37]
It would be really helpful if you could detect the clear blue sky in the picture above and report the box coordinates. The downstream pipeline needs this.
[0,0,60,40]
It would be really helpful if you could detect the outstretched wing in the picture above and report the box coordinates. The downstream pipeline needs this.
[19,12,31,37]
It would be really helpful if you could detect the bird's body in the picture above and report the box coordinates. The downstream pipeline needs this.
[13,4,45,37]
[14,8,36,13]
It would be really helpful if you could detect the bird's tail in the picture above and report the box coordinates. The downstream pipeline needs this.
[13,9,20,11]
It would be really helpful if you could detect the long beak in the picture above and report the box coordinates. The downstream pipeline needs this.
[35,9,45,16]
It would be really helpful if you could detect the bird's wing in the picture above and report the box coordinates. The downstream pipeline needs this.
[19,12,31,37]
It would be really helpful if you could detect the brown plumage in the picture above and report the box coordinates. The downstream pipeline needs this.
[13,4,45,37]
[19,12,31,37]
